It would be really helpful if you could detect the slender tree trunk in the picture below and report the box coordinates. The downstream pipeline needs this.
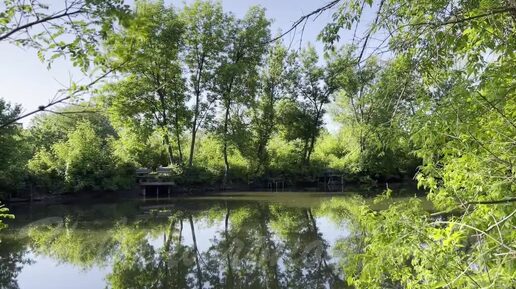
[179,219,183,241]
[224,204,234,288]
[163,132,174,165]
[306,131,316,165]
[177,219,183,286]
[157,87,175,166]
[175,125,183,165]
[256,89,276,174]
[222,100,231,187]
[189,58,204,167]
[189,112,198,167]
[306,108,322,165]
[258,206,279,289]
[302,138,310,165]
[189,216,202,289]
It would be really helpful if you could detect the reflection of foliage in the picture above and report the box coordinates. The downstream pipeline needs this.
[107,220,196,289]
[27,217,115,268]
[0,236,31,289]
[6,200,358,288]
[201,203,344,289]
[271,206,343,289]
[108,225,161,288]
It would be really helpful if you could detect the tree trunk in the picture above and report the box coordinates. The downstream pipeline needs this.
[188,58,204,167]
[306,108,322,165]
[222,101,230,187]
[189,216,202,289]
[175,126,183,165]
[224,205,234,288]
[163,132,174,165]
[188,114,198,167]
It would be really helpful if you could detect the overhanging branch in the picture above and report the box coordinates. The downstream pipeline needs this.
[265,0,342,44]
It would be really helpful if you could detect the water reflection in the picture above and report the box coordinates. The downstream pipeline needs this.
[0,193,360,289]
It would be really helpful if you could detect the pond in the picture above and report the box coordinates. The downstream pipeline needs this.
[0,191,426,289]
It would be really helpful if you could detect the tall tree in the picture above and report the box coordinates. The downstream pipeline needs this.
[281,45,333,166]
[101,1,187,166]
[327,47,420,177]
[212,6,270,185]
[250,41,288,174]
[180,0,226,167]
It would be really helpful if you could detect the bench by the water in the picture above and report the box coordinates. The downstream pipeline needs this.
[136,167,176,199]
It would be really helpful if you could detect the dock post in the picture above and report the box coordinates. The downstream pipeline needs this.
[143,186,146,201]
[167,186,171,199]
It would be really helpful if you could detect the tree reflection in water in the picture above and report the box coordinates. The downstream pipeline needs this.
[0,197,357,289]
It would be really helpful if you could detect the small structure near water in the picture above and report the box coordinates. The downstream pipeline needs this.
[317,170,345,192]
[136,167,176,199]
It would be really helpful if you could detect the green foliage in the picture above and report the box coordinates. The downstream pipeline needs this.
[319,0,516,287]
[0,99,32,199]
[101,0,187,166]
[110,129,168,169]
[191,134,252,184]
[180,0,226,166]
[0,202,14,231]
[28,120,132,193]
[210,5,270,183]
[249,41,289,174]
[0,0,130,71]
[326,51,420,180]
[29,105,115,150]
[279,44,333,166]
[321,196,515,288]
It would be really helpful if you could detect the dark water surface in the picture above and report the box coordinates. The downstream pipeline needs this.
[0,191,423,289]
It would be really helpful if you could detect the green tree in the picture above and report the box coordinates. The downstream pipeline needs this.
[279,45,334,167]
[250,41,288,175]
[211,6,270,184]
[101,0,187,166]
[28,121,129,192]
[180,0,226,167]
[28,105,115,150]
[327,49,420,179]
[0,99,31,199]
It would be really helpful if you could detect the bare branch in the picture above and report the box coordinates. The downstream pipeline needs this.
[0,7,86,41]
[266,0,342,44]
[0,64,124,129]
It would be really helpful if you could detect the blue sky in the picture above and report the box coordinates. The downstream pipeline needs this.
[0,0,375,127]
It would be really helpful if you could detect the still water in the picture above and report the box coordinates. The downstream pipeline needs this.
[0,191,420,289]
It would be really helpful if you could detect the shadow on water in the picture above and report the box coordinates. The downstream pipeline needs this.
[0,191,426,289]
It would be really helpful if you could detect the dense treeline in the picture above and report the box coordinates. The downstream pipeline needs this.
[0,0,420,196]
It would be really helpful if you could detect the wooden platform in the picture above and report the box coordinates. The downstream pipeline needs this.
[140,181,176,199]
[140,182,176,186]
